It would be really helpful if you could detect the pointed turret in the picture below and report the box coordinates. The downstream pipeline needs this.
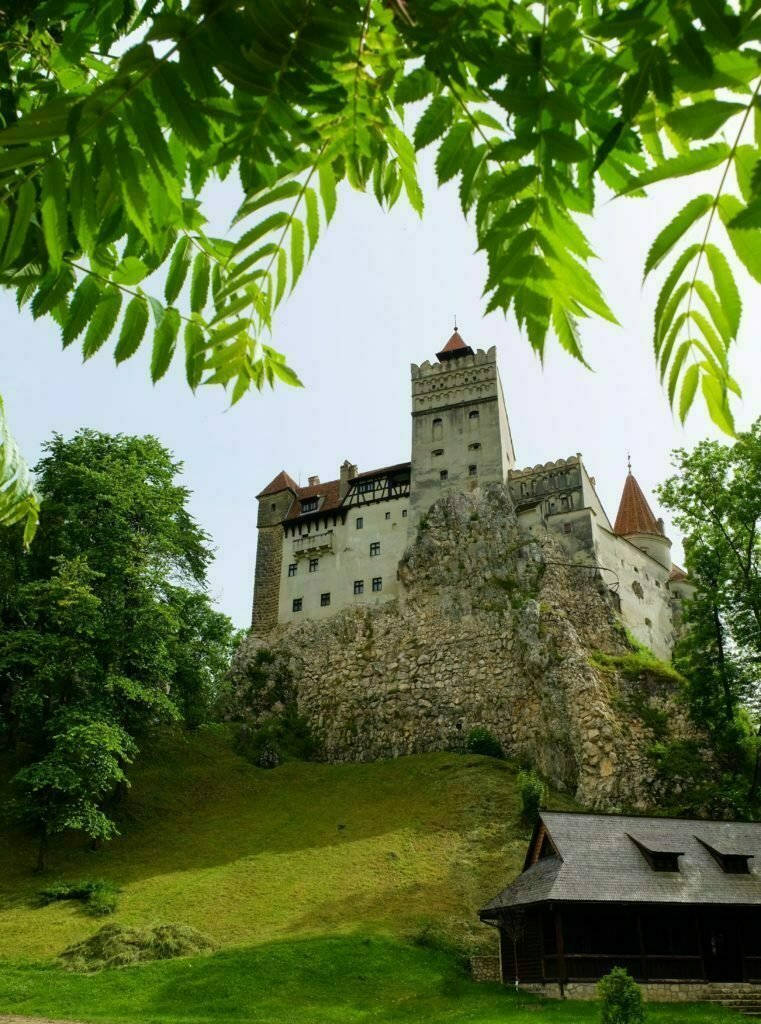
[614,462,672,571]
[436,329,474,362]
[256,469,298,499]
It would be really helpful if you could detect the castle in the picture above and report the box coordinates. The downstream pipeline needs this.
[251,331,692,660]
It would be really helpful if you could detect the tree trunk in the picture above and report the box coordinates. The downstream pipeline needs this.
[710,601,734,722]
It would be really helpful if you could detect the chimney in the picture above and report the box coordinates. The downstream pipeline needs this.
[308,474,320,487]
[340,460,358,499]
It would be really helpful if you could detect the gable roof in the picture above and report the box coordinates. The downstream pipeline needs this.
[256,470,299,499]
[480,811,761,916]
[436,330,474,362]
[613,471,664,537]
[282,478,342,523]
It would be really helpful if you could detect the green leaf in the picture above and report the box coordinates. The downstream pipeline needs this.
[151,64,210,153]
[269,356,303,388]
[414,96,454,151]
[32,267,73,319]
[304,188,319,254]
[665,100,745,141]
[551,302,587,365]
[233,212,289,257]
[701,372,735,435]
[62,277,102,347]
[718,195,761,283]
[114,127,153,242]
[693,281,731,345]
[704,244,740,337]
[290,218,305,292]
[190,252,210,314]
[679,363,700,423]
[2,180,35,268]
[388,126,423,216]
[653,244,700,337]
[82,289,122,359]
[184,320,205,390]
[395,68,435,106]
[435,123,472,185]
[234,181,302,226]
[643,195,713,278]
[617,143,730,196]
[151,306,180,382]
[734,145,759,203]
[111,257,150,286]
[726,197,761,230]
[0,395,40,547]
[275,248,287,308]
[165,236,191,304]
[667,341,691,404]
[69,144,96,251]
[318,163,337,224]
[114,295,150,364]
[541,129,587,164]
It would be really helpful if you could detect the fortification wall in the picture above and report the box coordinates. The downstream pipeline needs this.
[232,485,705,809]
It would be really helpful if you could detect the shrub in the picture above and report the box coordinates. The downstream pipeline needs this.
[597,966,645,1024]
[236,711,318,768]
[465,727,503,759]
[38,879,119,916]
[517,769,545,823]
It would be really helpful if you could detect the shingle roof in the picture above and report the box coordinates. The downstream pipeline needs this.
[480,811,761,916]
[352,462,411,480]
[613,472,664,537]
[437,330,474,361]
[282,479,342,523]
[256,470,299,499]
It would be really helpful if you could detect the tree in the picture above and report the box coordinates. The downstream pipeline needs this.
[1,0,760,535]
[0,430,237,866]
[657,420,761,797]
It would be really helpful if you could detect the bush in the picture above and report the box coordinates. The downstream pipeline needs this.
[236,711,318,768]
[38,879,119,916]
[517,769,545,823]
[597,966,645,1024]
[465,727,503,759]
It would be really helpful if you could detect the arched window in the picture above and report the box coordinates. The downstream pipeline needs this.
[468,409,479,434]
[432,417,443,441]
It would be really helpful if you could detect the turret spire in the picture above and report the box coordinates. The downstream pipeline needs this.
[613,469,663,537]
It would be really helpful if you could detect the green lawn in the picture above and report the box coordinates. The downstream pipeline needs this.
[0,936,741,1023]
[0,728,743,1021]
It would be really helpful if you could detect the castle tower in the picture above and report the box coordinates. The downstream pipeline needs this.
[613,465,672,571]
[251,470,297,632]
[408,331,516,530]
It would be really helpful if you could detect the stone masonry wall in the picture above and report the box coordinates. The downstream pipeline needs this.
[250,525,284,632]
[233,485,706,809]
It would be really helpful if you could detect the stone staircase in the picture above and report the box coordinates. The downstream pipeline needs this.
[704,985,761,1017]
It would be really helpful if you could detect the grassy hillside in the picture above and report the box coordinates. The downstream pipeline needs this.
[0,728,739,1023]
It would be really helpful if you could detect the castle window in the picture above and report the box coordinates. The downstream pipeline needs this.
[301,498,318,513]
[385,511,391,520]
[432,417,443,441]
[293,598,302,612]
[354,580,364,595]
[440,470,448,481]
[402,509,407,517]
[370,542,380,556]
[469,465,477,476]
[320,592,331,607]
[309,558,319,572]
[468,410,480,434]
[271,503,276,511]
[356,517,363,530]
[288,563,297,576]
[468,442,481,450]
[469,410,479,419]
[563,522,573,534]
[432,449,444,457]
[357,479,374,493]
[372,577,382,592]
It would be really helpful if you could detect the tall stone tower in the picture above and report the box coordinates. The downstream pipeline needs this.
[250,471,296,633]
[409,331,516,530]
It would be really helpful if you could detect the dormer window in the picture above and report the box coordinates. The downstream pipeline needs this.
[301,498,318,513]
[628,833,683,872]
[357,479,375,493]
[696,837,753,874]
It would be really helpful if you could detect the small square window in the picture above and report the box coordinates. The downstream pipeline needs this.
[402,509,407,517]
[288,563,297,576]
[563,522,573,534]
[353,580,364,595]
[370,542,380,556]
[309,558,319,572]
[301,498,318,513]
[469,465,477,476]
[292,598,302,612]
[320,592,330,607]
[469,410,479,420]
[372,577,382,592]
[385,511,391,520]
[440,470,448,481]
[356,517,363,530]
[469,442,481,450]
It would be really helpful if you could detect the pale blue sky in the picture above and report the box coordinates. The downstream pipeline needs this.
[2,154,759,627]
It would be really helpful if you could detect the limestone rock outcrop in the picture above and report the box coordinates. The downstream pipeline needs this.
[230,485,705,809]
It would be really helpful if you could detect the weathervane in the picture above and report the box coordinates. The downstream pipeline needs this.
[627,451,632,473]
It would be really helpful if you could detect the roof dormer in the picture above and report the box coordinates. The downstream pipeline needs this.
[627,833,683,872]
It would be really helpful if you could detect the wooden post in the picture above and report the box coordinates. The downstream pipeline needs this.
[555,905,567,996]
[636,911,647,982]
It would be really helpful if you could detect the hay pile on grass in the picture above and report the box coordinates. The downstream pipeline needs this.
[60,922,217,972]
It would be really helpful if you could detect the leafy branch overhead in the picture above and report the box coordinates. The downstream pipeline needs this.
[1,0,760,441]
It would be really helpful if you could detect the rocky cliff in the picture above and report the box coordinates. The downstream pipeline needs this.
[230,485,705,809]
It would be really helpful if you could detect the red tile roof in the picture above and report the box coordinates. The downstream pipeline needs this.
[437,330,474,361]
[668,564,688,583]
[256,470,298,499]
[283,479,342,523]
[613,472,664,537]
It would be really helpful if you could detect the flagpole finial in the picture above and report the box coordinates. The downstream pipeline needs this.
[627,451,632,474]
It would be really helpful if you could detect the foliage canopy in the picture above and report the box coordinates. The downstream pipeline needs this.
[2,0,761,534]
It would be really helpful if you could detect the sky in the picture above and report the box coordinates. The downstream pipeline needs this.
[2,154,760,628]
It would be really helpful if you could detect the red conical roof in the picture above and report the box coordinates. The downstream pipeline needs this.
[437,329,474,362]
[613,471,663,537]
[256,470,298,499]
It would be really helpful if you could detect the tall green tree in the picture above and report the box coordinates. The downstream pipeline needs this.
[1,0,760,539]
[0,430,237,867]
